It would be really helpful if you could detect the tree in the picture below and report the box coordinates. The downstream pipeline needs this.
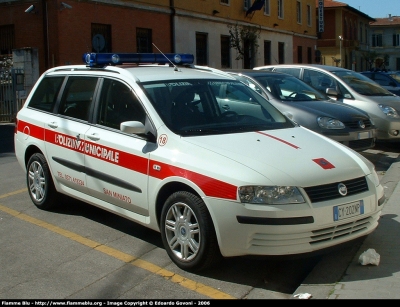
[360,50,380,70]
[227,23,261,66]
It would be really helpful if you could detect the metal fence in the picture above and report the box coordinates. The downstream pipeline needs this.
[0,67,25,123]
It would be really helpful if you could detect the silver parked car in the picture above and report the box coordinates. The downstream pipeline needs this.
[254,64,400,142]
[224,69,376,151]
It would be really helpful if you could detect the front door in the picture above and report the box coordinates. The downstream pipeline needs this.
[84,78,150,216]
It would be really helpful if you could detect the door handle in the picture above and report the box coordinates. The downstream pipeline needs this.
[87,133,100,141]
[47,122,58,129]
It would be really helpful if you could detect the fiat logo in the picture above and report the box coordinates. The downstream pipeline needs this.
[358,120,366,129]
[338,183,347,196]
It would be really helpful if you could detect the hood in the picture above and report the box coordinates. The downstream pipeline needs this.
[275,99,369,120]
[368,95,400,111]
[181,126,371,187]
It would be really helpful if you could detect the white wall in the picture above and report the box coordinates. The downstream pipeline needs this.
[174,16,293,68]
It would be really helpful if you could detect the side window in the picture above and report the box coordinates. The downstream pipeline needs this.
[303,69,335,94]
[362,73,373,79]
[274,68,301,78]
[98,79,146,130]
[28,77,64,112]
[337,82,353,99]
[374,74,391,86]
[58,77,98,121]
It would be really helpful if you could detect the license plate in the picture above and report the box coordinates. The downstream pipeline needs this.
[333,200,364,221]
[358,131,370,139]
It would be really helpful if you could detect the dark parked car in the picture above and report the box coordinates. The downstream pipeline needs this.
[361,71,400,96]
[224,69,376,151]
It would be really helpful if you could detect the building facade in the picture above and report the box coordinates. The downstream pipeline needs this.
[0,0,317,74]
[369,14,400,71]
[0,0,172,74]
[315,0,375,71]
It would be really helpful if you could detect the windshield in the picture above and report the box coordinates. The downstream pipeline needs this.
[142,79,294,136]
[252,74,329,102]
[332,70,394,96]
[388,73,400,82]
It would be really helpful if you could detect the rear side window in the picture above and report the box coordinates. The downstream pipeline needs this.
[374,74,393,86]
[58,77,98,121]
[28,77,64,112]
[274,67,301,78]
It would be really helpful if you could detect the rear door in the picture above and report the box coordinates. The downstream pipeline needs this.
[44,76,99,194]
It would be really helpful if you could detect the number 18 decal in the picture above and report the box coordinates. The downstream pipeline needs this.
[158,134,168,146]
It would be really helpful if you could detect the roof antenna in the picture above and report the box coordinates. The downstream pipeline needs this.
[152,43,179,71]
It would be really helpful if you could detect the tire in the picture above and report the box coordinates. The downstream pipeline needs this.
[26,153,60,210]
[160,191,222,272]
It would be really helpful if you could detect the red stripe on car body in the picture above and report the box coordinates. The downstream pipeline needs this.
[16,121,238,200]
[256,131,300,149]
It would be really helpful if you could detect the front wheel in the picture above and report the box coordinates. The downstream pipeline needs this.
[160,191,222,272]
[26,153,59,210]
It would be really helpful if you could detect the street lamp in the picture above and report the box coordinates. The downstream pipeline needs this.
[338,35,343,67]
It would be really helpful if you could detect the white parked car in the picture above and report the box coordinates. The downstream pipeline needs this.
[14,53,385,272]
[254,64,400,143]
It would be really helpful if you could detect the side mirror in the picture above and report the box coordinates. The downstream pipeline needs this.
[326,87,338,96]
[283,111,294,120]
[120,121,146,134]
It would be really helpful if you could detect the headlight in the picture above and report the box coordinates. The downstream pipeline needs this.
[238,186,305,204]
[317,117,345,129]
[379,104,400,118]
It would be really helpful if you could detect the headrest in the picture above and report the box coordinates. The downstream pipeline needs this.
[171,87,195,105]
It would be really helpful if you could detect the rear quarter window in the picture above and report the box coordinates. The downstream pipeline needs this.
[27,77,64,112]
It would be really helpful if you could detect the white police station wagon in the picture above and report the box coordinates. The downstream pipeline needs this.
[14,52,386,272]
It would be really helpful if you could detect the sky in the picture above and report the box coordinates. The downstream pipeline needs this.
[338,0,400,18]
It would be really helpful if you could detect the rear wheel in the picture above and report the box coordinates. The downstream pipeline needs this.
[26,153,59,210]
[160,191,222,272]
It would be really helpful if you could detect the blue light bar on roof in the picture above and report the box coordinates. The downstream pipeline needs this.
[83,52,194,67]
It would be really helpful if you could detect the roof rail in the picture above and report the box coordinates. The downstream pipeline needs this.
[193,65,232,78]
[83,52,194,68]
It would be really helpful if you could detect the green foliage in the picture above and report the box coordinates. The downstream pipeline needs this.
[360,50,380,69]
[0,55,13,68]
[360,50,390,69]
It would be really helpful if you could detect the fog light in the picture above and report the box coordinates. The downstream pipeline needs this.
[390,130,399,136]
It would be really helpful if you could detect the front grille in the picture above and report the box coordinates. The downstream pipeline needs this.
[343,118,373,129]
[310,216,372,245]
[303,176,368,203]
[348,138,375,151]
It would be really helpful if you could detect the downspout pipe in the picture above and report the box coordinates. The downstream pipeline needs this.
[42,0,49,70]
[170,0,175,53]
